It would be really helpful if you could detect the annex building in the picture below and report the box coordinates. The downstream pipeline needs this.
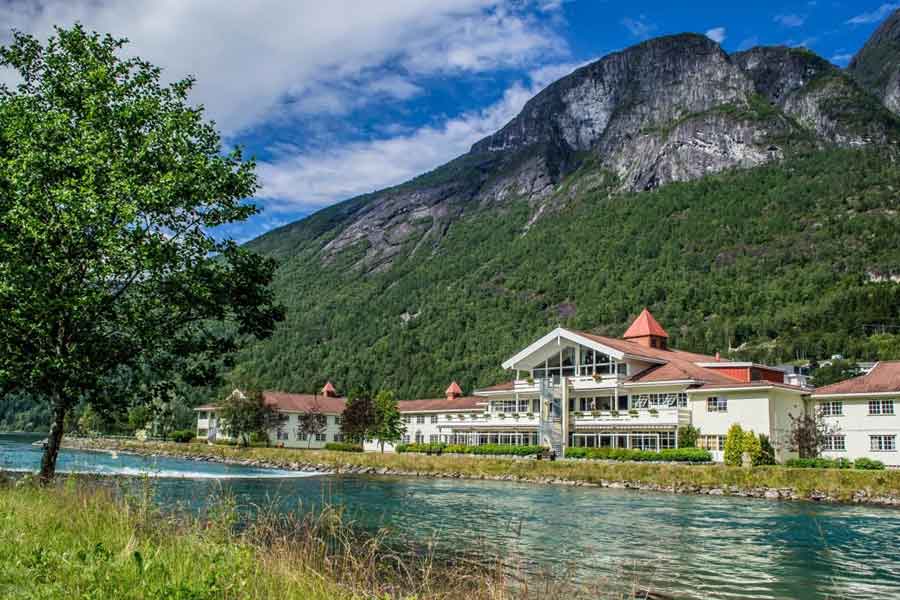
[196,309,899,466]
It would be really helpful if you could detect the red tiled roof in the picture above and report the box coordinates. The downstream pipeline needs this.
[263,391,348,413]
[812,361,900,396]
[623,308,669,339]
[397,396,483,411]
[445,381,463,396]
[476,381,515,392]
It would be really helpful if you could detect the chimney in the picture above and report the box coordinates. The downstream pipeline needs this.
[445,381,463,400]
[321,381,337,398]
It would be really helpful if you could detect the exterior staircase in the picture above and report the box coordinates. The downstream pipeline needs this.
[539,379,564,457]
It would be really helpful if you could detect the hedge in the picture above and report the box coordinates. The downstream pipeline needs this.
[324,442,363,453]
[786,457,885,470]
[564,447,712,463]
[396,443,545,456]
[170,430,195,443]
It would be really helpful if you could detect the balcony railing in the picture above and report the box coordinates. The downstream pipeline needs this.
[570,408,689,428]
[438,413,539,428]
[512,374,626,393]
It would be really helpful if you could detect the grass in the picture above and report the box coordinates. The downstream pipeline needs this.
[0,475,656,600]
[79,438,900,502]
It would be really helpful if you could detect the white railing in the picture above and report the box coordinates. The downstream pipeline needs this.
[438,413,540,428]
[571,408,688,428]
[513,374,626,393]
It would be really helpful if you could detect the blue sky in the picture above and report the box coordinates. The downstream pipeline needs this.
[1,1,896,242]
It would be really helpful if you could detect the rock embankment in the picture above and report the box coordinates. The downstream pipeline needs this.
[57,437,900,507]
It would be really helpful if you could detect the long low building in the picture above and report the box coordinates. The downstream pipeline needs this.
[195,309,899,466]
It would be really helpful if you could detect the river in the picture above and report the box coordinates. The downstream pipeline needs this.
[2,432,899,599]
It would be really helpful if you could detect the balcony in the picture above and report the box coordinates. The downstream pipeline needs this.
[571,408,690,429]
[511,374,627,394]
[438,412,540,429]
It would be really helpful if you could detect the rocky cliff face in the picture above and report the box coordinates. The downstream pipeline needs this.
[256,26,900,272]
[850,8,900,116]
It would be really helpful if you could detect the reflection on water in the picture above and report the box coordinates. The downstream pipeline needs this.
[3,433,899,600]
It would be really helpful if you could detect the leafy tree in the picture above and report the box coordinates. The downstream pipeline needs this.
[217,389,281,447]
[677,424,700,448]
[787,407,840,458]
[372,390,405,453]
[341,390,376,444]
[0,26,283,480]
[297,399,326,448]
[757,434,776,465]
[811,360,861,387]
[723,424,745,466]
[127,405,153,434]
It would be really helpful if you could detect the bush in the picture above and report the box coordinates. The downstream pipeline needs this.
[564,447,712,463]
[742,429,762,466]
[677,425,700,448]
[853,457,885,470]
[170,430,194,443]
[324,442,363,453]
[786,457,854,469]
[757,434,776,466]
[396,443,545,456]
[723,424,744,466]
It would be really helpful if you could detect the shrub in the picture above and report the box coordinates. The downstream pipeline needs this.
[324,442,363,453]
[742,429,762,466]
[564,447,712,463]
[723,424,745,466]
[170,429,195,443]
[853,457,885,470]
[677,425,700,448]
[786,457,853,469]
[397,443,544,456]
[757,434,776,466]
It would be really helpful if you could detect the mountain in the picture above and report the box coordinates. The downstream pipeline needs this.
[235,19,900,400]
[849,8,900,116]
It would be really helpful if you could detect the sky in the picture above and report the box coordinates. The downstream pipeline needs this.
[0,0,896,242]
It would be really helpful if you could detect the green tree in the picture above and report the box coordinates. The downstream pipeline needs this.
[217,389,281,447]
[723,424,745,466]
[341,390,376,444]
[742,429,763,466]
[677,424,700,448]
[0,27,283,480]
[757,434,776,465]
[296,399,326,449]
[372,390,405,453]
[812,360,861,387]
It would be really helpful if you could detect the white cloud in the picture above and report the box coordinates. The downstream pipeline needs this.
[621,16,657,40]
[256,61,584,211]
[737,36,760,51]
[705,27,726,44]
[831,53,854,65]
[774,14,806,27]
[0,0,564,136]
[846,3,899,24]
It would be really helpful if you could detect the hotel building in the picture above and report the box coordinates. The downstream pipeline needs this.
[195,309,899,466]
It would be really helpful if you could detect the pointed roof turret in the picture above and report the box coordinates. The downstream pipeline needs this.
[623,308,669,349]
[321,381,337,397]
[445,381,463,398]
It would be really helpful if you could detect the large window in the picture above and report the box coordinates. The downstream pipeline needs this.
[823,435,845,451]
[820,401,843,416]
[706,397,727,413]
[870,435,896,452]
[631,434,658,451]
[416,415,425,424]
[868,399,895,415]
[430,415,438,424]
[532,344,623,380]
[491,399,530,413]
[698,435,727,451]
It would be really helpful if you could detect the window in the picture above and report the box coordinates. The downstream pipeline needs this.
[314,433,327,442]
[297,430,308,441]
[631,434,658,451]
[698,435,727,451]
[659,431,676,449]
[822,435,845,451]
[630,393,688,409]
[492,399,529,413]
[706,397,727,413]
[870,435,896,452]
[334,416,342,426]
[401,434,410,444]
[402,415,411,424]
[333,433,344,443]
[820,401,843,416]
[868,399,895,415]
[430,415,438,424]
[416,415,425,424]
[429,434,440,443]
[276,429,289,441]
[414,431,424,444]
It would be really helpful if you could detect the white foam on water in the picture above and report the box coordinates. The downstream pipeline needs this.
[1,466,329,480]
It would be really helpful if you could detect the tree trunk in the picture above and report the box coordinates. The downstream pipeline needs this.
[39,399,68,482]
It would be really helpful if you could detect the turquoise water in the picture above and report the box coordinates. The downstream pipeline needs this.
[3,433,900,600]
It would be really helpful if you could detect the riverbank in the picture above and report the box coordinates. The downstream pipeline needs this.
[58,437,900,506]
[1,477,636,600]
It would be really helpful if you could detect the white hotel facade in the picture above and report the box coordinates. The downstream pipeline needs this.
[196,310,900,466]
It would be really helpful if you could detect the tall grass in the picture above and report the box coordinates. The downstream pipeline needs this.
[0,475,651,599]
